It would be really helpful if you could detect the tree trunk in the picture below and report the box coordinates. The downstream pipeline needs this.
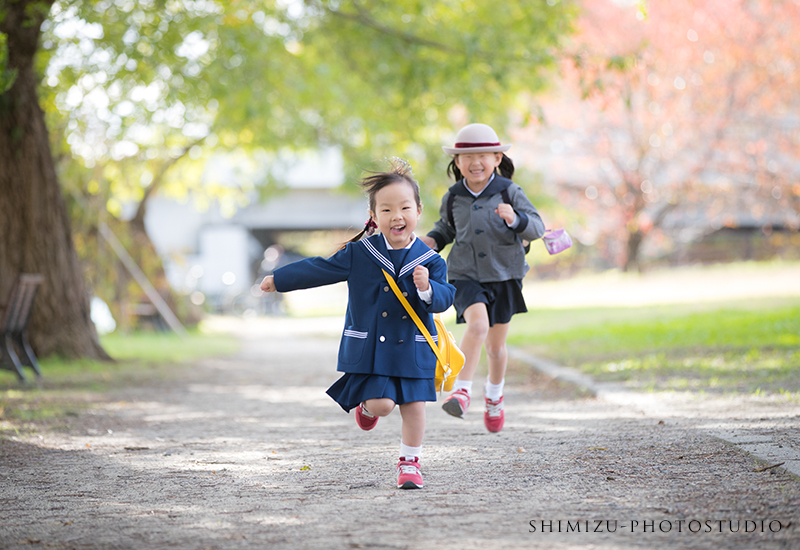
[623,230,644,273]
[0,2,110,360]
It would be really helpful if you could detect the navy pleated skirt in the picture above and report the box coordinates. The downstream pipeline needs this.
[326,373,437,412]
[452,278,527,326]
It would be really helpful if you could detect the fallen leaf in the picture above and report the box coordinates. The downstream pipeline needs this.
[300,465,311,471]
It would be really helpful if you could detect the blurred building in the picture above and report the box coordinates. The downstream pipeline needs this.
[143,148,366,313]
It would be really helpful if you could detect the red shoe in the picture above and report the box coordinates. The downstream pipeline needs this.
[441,388,471,418]
[484,395,505,432]
[355,403,378,431]
[397,457,423,489]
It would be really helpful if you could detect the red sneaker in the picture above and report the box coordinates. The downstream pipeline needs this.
[355,403,378,431]
[484,395,505,432]
[397,457,423,489]
[441,388,471,418]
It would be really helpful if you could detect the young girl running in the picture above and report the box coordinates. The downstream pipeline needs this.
[420,123,545,433]
[260,159,455,489]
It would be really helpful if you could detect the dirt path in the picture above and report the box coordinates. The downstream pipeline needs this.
[2,317,799,549]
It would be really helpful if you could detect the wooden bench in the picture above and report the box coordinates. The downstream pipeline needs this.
[123,302,169,332]
[0,274,44,382]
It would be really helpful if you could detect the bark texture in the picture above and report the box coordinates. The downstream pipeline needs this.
[0,1,109,359]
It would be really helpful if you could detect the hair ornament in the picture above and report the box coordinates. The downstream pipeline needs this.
[386,156,412,176]
[365,218,378,236]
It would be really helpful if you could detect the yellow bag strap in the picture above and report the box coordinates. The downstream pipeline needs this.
[381,269,446,366]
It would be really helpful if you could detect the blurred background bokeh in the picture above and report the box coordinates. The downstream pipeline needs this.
[2,0,798,360]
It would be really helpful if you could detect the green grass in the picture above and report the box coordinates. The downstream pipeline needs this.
[0,329,239,431]
[510,302,800,396]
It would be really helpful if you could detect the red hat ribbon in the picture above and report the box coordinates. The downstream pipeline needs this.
[455,142,501,148]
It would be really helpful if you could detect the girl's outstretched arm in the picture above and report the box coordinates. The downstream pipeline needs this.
[260,276,276,292]
[272,245,352,292]
[419,235,437,249]
[425,191,456,252]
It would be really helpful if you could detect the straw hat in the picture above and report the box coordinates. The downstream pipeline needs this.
[442,123,512,155]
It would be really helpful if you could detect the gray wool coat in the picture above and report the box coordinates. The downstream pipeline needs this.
[427,175,546,282]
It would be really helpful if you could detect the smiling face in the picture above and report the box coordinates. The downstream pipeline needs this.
[369,180,421,249]
[454,152,503,191]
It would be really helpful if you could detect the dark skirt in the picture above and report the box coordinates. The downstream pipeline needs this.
[326,373,437,412]
[452,279,527,326]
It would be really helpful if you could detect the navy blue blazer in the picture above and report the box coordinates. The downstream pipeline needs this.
[272,235,456,379]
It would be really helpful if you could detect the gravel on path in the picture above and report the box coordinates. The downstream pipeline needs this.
[1,317,798,549]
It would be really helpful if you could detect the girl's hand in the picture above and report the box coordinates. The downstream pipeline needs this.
[495,203,516,225]
[419,235,437,250]
[413,265,430,291]
[260,275,276,293]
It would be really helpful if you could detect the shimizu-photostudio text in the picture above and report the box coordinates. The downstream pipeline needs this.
[529,519,786,534]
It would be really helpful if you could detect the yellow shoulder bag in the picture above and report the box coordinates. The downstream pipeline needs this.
[382,269,465,393]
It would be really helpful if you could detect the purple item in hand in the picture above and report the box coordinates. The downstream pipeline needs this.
[542,229,573,255]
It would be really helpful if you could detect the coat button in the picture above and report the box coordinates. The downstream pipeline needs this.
[473,204,480,210]
[402,292,408,297]
[478,252,487,258]
[382,312,388,317]
[383,286,389,292]
[475,229,483,234]
[379,336,385,342]
[402,315,408,320]
[398,340,404,344]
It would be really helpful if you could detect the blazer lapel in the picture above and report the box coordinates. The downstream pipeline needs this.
[360,234,395,275]
[397,239,437,280]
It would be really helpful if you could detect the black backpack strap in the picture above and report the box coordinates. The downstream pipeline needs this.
[446,192,456,228]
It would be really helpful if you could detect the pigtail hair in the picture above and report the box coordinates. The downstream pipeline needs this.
[447,159,462,181]
[339,225,370,251]
[497,153,515,179]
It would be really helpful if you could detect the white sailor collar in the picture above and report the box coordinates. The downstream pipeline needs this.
[360,234,437,278]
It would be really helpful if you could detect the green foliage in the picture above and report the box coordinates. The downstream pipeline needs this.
[0,33,18,94]
[41,0,576,198]
[31,0,575,316]
[0,329,238,432]
[0,329,239,386]
[98,328,239,363]
[517,302,800,396]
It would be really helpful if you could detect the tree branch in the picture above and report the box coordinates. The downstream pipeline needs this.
[130,137,206,235]
[314,1,552,65]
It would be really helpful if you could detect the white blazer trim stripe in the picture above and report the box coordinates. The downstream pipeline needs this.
[415,334,438,343]
[344,330,368,339]
[399,249,437,278]
[361,239,395,274]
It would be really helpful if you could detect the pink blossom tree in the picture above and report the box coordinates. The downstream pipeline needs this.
[519,0,800,271]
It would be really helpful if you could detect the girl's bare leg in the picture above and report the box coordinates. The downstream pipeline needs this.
[398,401,426,447]
[363,398,396,417]
[484,322,510,385]
[455,302,490,381]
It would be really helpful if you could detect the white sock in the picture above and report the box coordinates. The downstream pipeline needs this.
[453,380,473,395]
[485,378,505,401]
[400,442,421,461]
